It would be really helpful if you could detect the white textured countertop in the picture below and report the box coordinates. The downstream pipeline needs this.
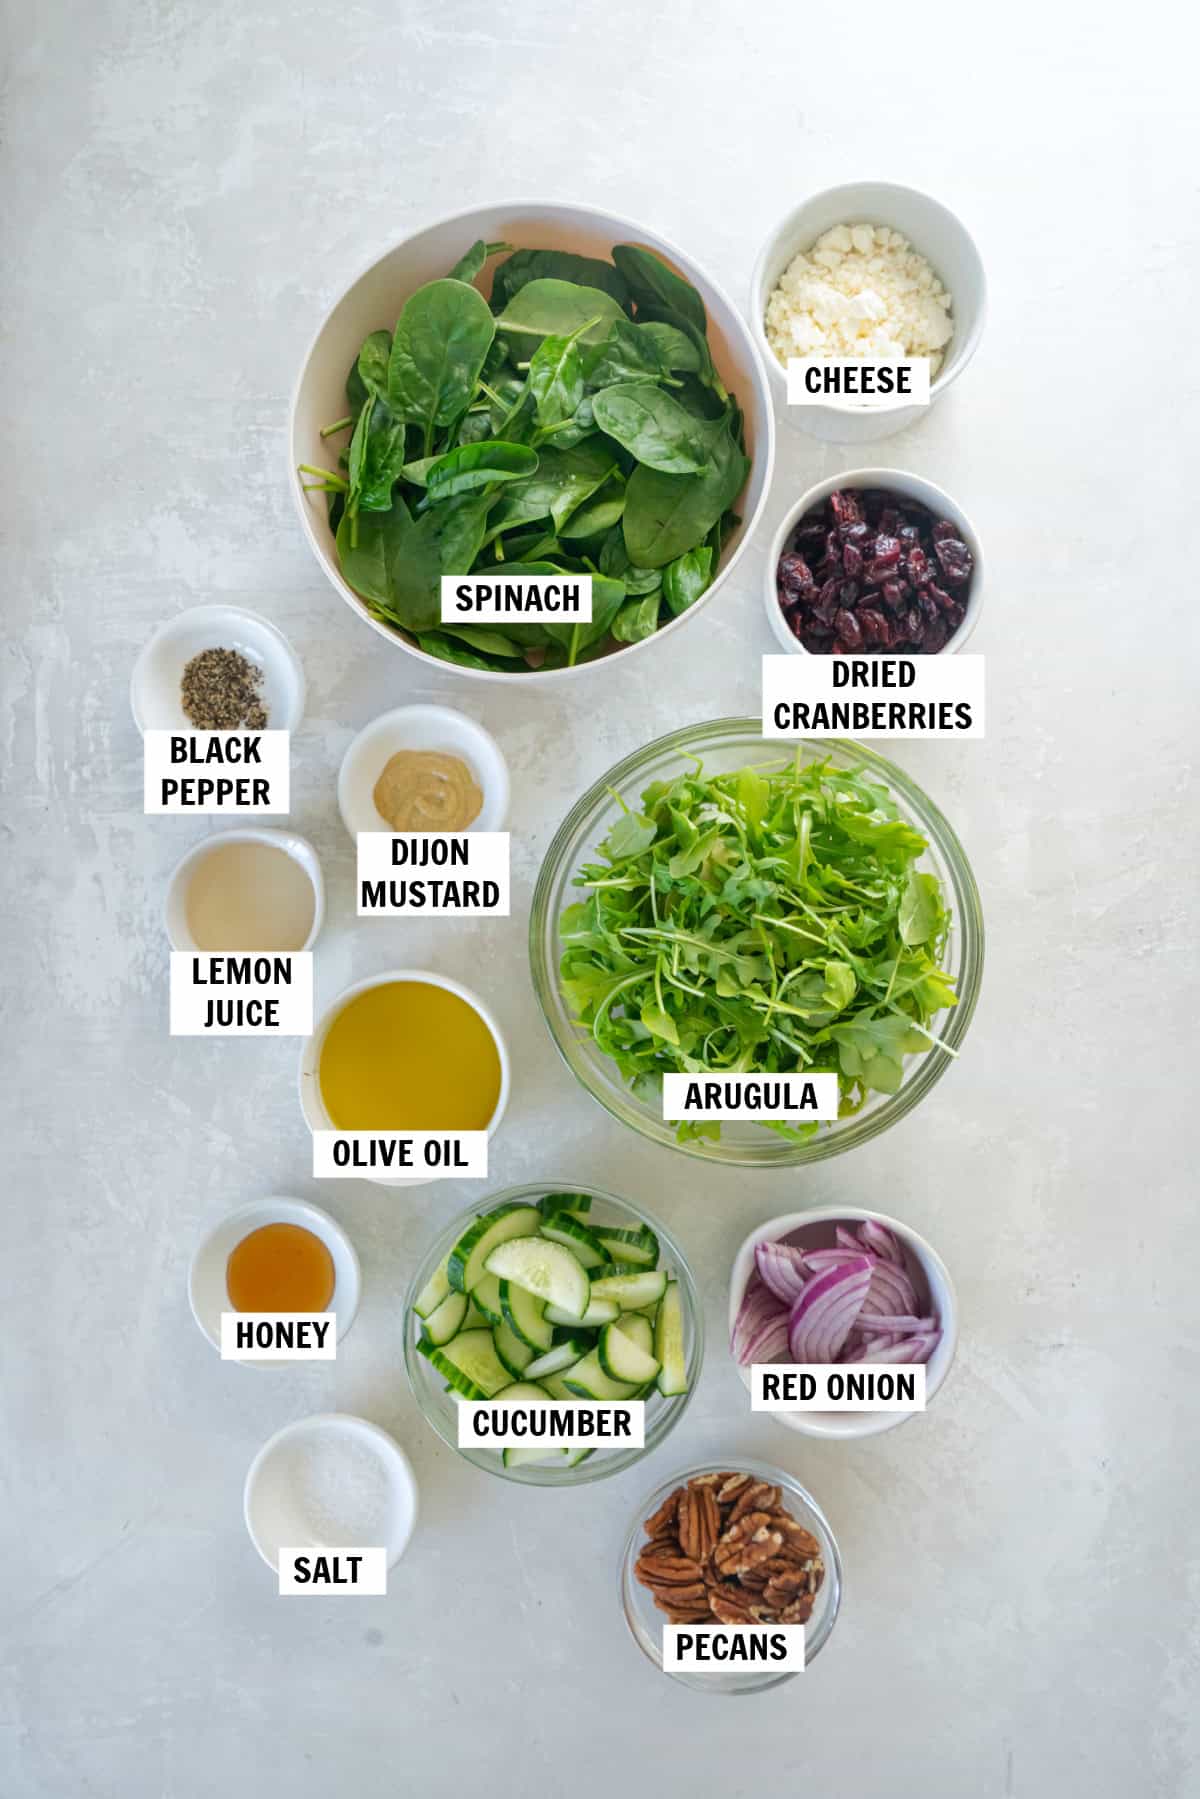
[4,4,1197,1794]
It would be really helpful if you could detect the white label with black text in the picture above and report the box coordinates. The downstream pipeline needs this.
[143,731,290,814]
[357,832,510,917]
[457,1400,645,1450]
[312,1131,488,1180]
[786,356,930,410]
[662,1073,839,1122]
[441,574,593,623]
[220,1313,337,1361]
[662,1625,806,1673]
[752,1363,926,1412]
[763,654,985,740]
[278,1548,387,1596]
[169,952,313,1036]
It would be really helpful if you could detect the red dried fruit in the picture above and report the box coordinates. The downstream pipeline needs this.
[878,507,901,536]
[842,542,863,579]
[858,608,891,647]
[880,580,903,612]
[905,545,930,586]
[931,519,957,543]
[829,489,862,528]
[833,608,863,650]
[839,580,860,607]
[777,553,816,608]
[934,537,973,585]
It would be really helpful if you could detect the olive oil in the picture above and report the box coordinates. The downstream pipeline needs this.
[318,980,502,1130]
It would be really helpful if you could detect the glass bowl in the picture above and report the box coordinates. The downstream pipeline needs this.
[402,1184,703,1486]
[529,717,983,1167]
[619,1457,843,1693]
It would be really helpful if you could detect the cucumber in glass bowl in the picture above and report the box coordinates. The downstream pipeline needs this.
[403,1184,702,1485]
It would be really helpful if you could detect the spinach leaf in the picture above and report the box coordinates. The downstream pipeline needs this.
[387,279,496,447]
[336,491,492,631]
[623,418,749,567]
[599,529,663,594]
[420,440,538,504]
[438,623,529,659]
[637,320,701,372]
[527,322,589,430]
[415,631,498,671]
[591,381,714,474]
[558,476,625,540]
[611,591,662,642]
[346,329,392,412]
[447,239,510,284]
[497,280,626,349]
[582,318,669,389]
[661,543,713,615]
[490,249,631,313]
[542,574,625,665]
[346,388,408,512]
[492,440,617,535]
[611,244,707,334]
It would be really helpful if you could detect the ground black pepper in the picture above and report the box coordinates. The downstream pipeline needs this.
[180,648,268,730]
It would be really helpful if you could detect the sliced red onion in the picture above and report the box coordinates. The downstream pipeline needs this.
[802,1248,865,1272]
[787,1256,873,1363]
[754,1238,810,1304]
[834,1225,861,1251]
[856,1219,904,1264]
[855,1313,936,1335]
[860,1258,918,1318]
[845,1331,901,1357]
[731,1278,790,1366]
[845,1331,940,1365]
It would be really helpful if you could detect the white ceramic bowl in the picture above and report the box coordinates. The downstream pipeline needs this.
[243,1413,418,1573]
[728,1206,958,1440]
[164,827,325,951]
[337,704,509,838]
[751,181,986,443]
[765,467,984,656]
[298,968,511,1189]
[289,199,775,681]
[188,1196,361,1365]
[130,604,306,733]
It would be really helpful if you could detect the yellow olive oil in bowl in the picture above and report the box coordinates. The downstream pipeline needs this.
[317,979,503,1131]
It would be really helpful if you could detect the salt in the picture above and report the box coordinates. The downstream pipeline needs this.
[290,1434,391,1545]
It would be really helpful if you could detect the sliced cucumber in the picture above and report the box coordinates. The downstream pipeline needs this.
[594,1225,660,1269]
[588,1269,668,1312]
[491,1380,551,1402]
[538,1191,591,1216]
[538,1214,611,1271]
[413,1255,452,1320]
[598,1320,661,1384]
[545,1296,618,1328]
[524,1335,592,1380]
[462,1299,490,1331]
[447,1204,542,1295]
[484,1237,590,1319]
[561,1348,638,1401]
[468,1271,504,1327]
[421,1288,468,1347]
[560,1445,594,1468]
[500,1278,553,1352]
[612,1313,654,1356]
[655,1279,687,1397]
[541,1371,576,1400]
[492,1318,535,1379]
[417,1328,510,1399]
[502,1445,570,1469]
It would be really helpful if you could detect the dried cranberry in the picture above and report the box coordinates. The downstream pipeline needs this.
[905,545,929,586]
[777,553,815,608]
[823,529,840,567]
[833,608,863,649]
[812,578,840,625]
[904,607,923,640]
[881,580,904,612]
[858,608,890,647]
[898,524,919,546]
[923,617,949,653]
[842,541,863,579]
[841,520,870,546]
[928,582,956,617]
[829,489,862,528]
[934,537,973,585]
[918,590,939,624]
[839,579,860,607]
[878,507,901,537]
[872,536,901,569]
[931,519,957,543]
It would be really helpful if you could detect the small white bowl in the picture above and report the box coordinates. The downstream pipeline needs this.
[298,968,511,1189]
[188,1196,361,1365]
[289,198,775,681]
[765,467,984,657]
[728,1206,958,1440]
[337,704,509,838]
[164,827,325,951]
[130,604,306,734]
[243,1413,418,1573]
[751,181,987,443]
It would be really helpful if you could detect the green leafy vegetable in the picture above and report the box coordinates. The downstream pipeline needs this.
[558,752,957,1140]
[309,237,750,671]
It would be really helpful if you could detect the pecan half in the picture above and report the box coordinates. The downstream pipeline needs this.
[644,1487,684,1538]
[716,1472,753,1506]
[773,1516,822,1557]
[779,1593,815,1624]
[727,1479,782,1526]
[678,1485,720,1562]
[635,1550,704,1585]
[710,1588,768,1624]
[713,1515,783,1578]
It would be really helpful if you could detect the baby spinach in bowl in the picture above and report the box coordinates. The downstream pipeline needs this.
[290,204,773,680]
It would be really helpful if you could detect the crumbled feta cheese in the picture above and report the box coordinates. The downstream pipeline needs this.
[765,222,954,378]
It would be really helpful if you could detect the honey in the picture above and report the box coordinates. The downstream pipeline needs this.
[226,1222,335,1313]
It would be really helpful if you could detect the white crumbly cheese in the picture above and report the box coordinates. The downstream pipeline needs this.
[765,223,954,377]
